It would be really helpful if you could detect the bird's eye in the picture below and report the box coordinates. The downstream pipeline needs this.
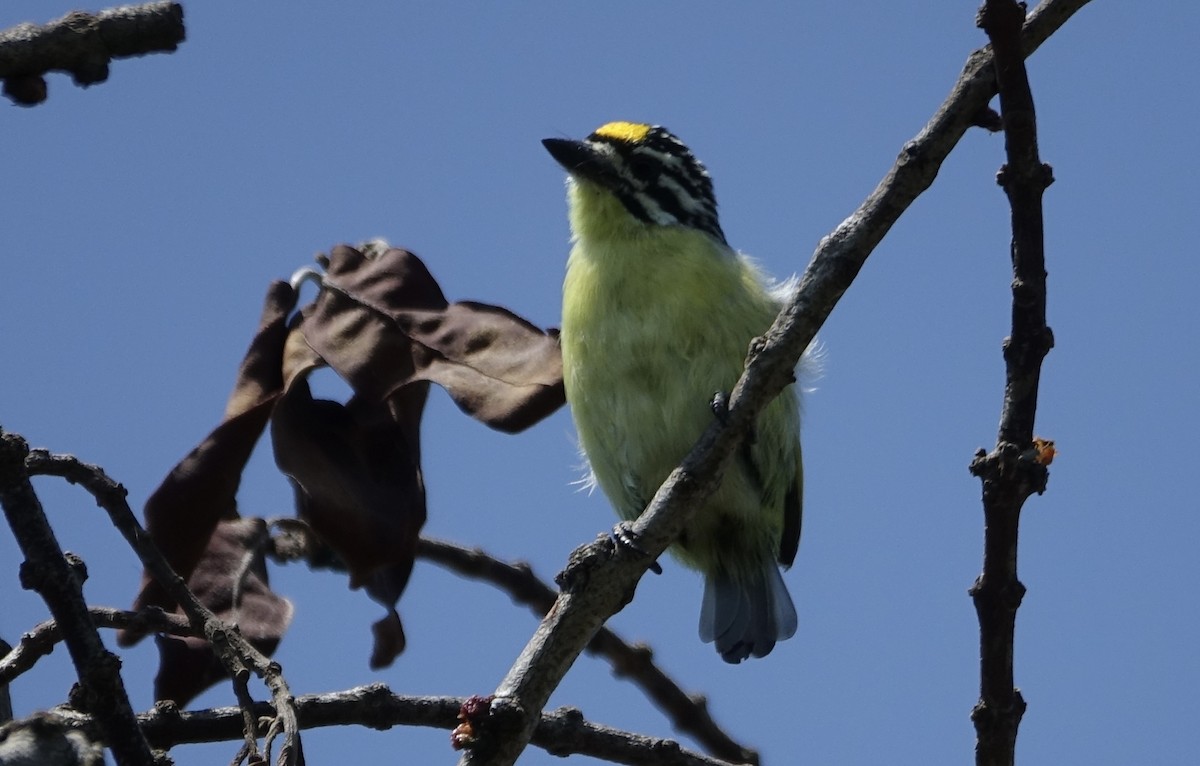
[627,154,656,179]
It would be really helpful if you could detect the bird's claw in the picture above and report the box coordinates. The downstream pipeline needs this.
[711,390,758,444]
[610,522,663,575]
[710,391,731,424]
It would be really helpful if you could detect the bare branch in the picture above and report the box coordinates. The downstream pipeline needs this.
[0,607,197,684]
[0,2,185,106]
[969,1,1057,764]
[0,431,156,765]
[0,639,12,725]
[530,706,738,766]
[418,538,758,764]
[50,684,737,766]
[24,449,304,766]
[455,1,1091,764]
[261,523,757,764]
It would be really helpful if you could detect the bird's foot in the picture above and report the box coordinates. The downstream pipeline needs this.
[710,391,731,424]
[711,390,757,444]
[610,522,662,575]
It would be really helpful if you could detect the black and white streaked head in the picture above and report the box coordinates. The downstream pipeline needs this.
[542,121,727,245]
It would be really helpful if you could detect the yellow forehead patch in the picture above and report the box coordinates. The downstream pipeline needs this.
[593,121,652,144]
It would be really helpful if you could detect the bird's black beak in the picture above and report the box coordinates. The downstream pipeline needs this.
[542,137,611,183]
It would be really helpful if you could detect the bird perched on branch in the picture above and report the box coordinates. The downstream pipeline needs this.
[544,121,810,662]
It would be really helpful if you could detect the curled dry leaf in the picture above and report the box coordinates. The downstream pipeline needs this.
[297,245,564,432]
[120,281,296,648]
[118,283,296,704]
[129,243,565,684]
[270,378,426,669]
[153,518,294,706]
[270,245,564,667]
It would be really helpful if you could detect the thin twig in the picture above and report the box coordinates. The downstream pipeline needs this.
[968,1,1057,764]
[25,449,305,766]
[50,684,738,766]
[0,2,185,106]
[228,658,264,764]
[0,607,197,684]
[0,431,156,765]
[231,522,273,623]
[455,2,1091,764]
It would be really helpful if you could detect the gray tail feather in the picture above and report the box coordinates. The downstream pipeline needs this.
[699,565,797,663]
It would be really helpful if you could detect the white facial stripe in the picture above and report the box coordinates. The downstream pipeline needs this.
[633,191,677,225]
[659,175,707,214]
[577,126,726,243]
[657,151,686,172]
[586,140,619,161]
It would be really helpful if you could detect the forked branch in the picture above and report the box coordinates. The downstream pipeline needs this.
[25,449,304,766]
[0,432,156,765]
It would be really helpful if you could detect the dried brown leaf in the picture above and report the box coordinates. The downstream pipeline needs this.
[270,378,426,667]
[126,244,562,677]
[153,518,294,705]
[120,282,295,647]
[301,245,564,432]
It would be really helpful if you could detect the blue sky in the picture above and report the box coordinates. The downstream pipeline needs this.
[2,2,1197,764]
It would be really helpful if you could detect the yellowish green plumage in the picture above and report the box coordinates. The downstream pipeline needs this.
[546,122,804,662]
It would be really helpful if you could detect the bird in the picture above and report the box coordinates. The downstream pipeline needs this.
[544,121,807,663]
